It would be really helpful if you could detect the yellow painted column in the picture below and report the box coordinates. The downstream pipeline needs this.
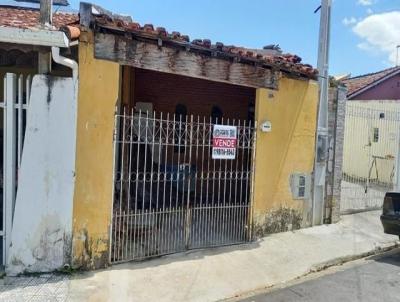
[72,33,120,269]
[253,77,318,235]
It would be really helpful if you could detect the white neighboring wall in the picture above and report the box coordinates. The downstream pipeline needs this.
[7,75,77,276]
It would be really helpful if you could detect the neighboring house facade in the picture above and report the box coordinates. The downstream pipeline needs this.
[1,1,325,274]
[344,66,400,101]
[341,67,400,213]
[0,0,79,274]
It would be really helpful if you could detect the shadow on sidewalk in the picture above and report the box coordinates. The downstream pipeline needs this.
[72,239,261,281]
[368,248,400,267]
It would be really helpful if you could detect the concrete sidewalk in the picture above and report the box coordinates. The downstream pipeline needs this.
[1,211,399,302]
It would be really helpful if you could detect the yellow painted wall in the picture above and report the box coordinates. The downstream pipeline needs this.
[72,33,120,269]
[253,77,318,233]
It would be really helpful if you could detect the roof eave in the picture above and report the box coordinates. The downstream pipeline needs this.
[94,23,318,81]
[0,26,70,48]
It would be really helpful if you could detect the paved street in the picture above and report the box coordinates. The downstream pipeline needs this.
[240,249,400,302]
[0,211,398,302]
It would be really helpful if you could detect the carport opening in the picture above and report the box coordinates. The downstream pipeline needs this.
[122,67,256,122]
[111,66,258,262]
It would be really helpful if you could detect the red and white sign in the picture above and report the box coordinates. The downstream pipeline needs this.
[212,125,237,159]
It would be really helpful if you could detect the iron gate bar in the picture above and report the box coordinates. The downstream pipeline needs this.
[249,119,257,241]
[185,115,193,249]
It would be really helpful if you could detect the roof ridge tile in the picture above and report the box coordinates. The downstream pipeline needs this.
[343,66,400,97]
[346,66,400,81]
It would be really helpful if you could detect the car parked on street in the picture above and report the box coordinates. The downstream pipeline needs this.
[381,192,400,239]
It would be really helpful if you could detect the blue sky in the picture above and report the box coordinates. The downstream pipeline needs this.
[6,0,400,77]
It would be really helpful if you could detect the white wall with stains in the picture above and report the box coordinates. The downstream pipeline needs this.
[7,75,77,275]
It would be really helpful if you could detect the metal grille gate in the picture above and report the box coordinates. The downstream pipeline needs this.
[341,102,400,213]
[110,109,256,263]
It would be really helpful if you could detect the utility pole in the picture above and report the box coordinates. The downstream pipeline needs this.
[38,0,52,74]
[396,45,400,67]
[40,0,52,26]
[312,0,332,226]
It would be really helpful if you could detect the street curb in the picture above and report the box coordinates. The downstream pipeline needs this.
[309,241,399,273]
[221,241,399,302]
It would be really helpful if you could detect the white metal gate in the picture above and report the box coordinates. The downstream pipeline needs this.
[110,109,256,263]
[341,102,400,213]
[1,73,31,267]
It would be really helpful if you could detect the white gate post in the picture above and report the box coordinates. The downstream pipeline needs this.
[395,123,400,192]
[3,73,17,266]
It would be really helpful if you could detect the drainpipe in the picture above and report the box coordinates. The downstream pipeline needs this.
[51,47,78,82]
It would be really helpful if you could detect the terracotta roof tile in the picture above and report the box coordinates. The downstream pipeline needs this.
[0,6,78,30]
[92,14,318,79]
[342,66,400,97]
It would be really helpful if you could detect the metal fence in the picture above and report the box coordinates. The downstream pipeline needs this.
[341,102,400,213]
[1,73,31,266]
[110,109,256,263]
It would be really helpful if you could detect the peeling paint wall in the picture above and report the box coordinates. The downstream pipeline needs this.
[7,75,78,276]
[253,77,318,236]
[71,33,120,270]
[253,207,303,236]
